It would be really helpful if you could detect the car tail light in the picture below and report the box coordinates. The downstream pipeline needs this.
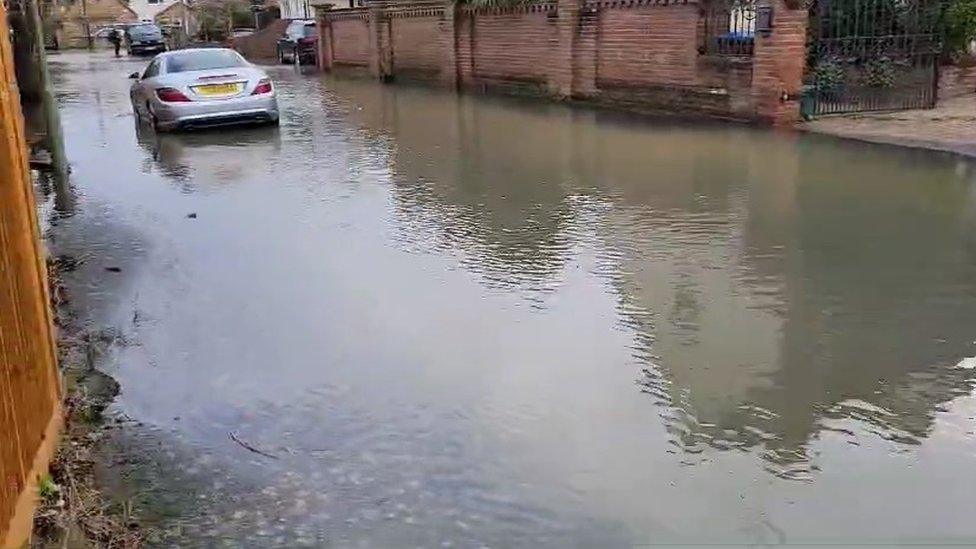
[155,87,191,102]
[298,37,317,45]
[251,78,273,95]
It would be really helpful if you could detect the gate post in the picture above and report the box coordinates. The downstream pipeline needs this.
[572,1,599,98]
[316,5,335,71]
[440,0,459,89]
[548,0,580,98]
[751,0,807,125]
[367,2,392,80]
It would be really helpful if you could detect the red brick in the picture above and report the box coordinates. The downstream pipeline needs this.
[319,0,809,123]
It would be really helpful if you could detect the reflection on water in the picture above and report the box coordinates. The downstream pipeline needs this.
[334,78,976,481]
[48,51,976,545]
[134,122,283,189]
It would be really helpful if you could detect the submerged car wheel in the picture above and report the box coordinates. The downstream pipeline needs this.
[146,102,163,132]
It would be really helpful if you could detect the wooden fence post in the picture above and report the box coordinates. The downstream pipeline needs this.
[0,1,62,546]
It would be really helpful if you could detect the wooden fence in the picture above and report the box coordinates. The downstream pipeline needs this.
[0,1,62,546]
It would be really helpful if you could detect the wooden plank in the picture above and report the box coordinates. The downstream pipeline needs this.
[0,0,62,545]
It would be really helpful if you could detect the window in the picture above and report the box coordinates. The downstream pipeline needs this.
[129,23,163,40]
[148,0,162,4]
[286,21,306,40]
[700,0,756,56]
[165,50,248,73]
[142,59,160,79]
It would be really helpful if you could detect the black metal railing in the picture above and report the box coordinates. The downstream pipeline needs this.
[701,0,757,56]
[807,0,944,115]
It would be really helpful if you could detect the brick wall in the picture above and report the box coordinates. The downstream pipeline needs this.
[232,19,289,61]
[597,5,698,87]
[939,64,976,100]
[331,13,370,66]
[588,3,754,118]
[469,8,552,87]
[318,0,808,124]
[391,14,442,78]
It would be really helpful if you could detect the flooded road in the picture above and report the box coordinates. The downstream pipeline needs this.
[44,51,976,546]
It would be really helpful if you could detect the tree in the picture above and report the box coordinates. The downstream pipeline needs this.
[946,0,976,57]
[194,0,252,41]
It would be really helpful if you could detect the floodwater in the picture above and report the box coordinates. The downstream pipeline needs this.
[43,51,976,546]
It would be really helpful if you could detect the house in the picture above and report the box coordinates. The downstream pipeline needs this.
[52,0,138,48]
[278,0,312,20]
[128,0,184,23]
[278,0,355,21]
[153,0,198,38]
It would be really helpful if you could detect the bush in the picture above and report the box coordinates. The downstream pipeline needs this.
[946,0,976,56]
[864,56,896,88]
[814,59,845,91]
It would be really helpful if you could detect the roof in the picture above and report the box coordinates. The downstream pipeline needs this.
[59,0,138,21]
[154,1,193,18]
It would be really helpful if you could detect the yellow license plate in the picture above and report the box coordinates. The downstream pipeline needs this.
[193,83,242,96]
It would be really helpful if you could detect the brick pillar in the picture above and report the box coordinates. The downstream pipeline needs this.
[572,3,598,98]
[440,1,459,89]
[455,9,475,87]
[316,9,334,71]
[751,0,807,125]
[368,4,392,80]
[548,0,579,97]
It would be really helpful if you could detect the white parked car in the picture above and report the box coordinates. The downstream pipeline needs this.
[129,48,279,131]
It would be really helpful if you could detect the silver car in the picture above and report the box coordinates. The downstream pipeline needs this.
[129,48,279,131]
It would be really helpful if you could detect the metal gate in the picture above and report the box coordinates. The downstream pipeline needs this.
[808,0,944,116]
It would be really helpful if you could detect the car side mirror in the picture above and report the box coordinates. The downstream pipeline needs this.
[128,72,140,80]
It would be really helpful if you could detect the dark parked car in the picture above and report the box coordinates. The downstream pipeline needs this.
[276,20,317,65]
[125,23,166,56]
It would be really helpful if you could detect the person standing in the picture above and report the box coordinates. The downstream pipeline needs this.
[109,28,122,57]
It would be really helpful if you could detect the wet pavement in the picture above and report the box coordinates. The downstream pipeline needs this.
[42,50,976,546]
[804,95,976,159]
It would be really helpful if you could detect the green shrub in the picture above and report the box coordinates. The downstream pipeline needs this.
[814,59,845,91]
[946,0,976,56]
[864,56,896,88]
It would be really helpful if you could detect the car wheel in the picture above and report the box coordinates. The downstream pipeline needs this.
[146,102,163,132]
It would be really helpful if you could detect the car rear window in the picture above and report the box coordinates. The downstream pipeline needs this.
[286,23,303,38]
[286,21,316,39]
[166,50,248,73]
[129,25,162,39]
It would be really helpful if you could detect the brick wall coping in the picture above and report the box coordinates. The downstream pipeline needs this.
[322,0,701,20]
[457,2,556,15]
[388,5,447,18]
[582,0,694,7]
[324,7,370,20]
